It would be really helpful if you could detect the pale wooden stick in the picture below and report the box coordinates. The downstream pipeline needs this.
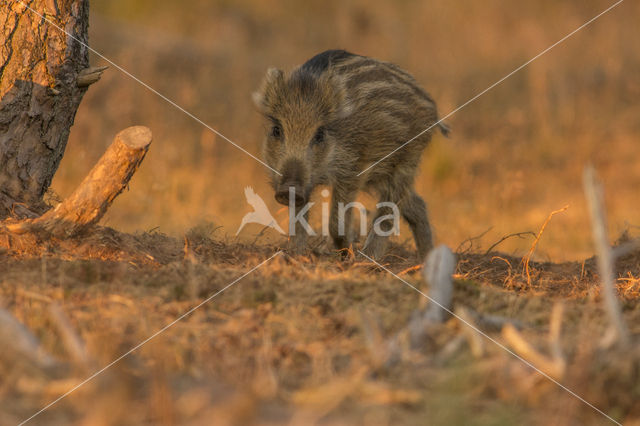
[16,288,53,304]
[612,238,640,258]
[421,245,456,323]
[583,166,630,347]
[548,302,565,363]
[458,305,524,331]
[455,306,485,357]
[502,324,565,380]
[409,245,456,348]
[48,303,90,367]
[359,309,392,368]
[0,307,56,372]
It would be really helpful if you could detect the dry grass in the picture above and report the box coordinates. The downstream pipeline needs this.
[1,228,640,425]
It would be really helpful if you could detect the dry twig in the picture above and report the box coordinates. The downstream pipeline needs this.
[485,231,536,254]
[522,205,569,286]
[455,226,493,254]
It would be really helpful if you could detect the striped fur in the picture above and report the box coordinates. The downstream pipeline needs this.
[253,49,449,259]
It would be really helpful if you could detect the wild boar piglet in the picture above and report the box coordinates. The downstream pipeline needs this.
[253,49,449,259]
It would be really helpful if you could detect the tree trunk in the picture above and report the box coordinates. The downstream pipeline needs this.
[0,0,90,219]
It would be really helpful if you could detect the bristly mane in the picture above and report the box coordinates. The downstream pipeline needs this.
[299,50,356,75]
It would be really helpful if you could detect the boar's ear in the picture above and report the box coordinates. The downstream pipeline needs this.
[253,67,285,111]
[251,91,266,111]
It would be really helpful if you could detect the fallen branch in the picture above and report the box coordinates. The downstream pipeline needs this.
[6,126,152,238]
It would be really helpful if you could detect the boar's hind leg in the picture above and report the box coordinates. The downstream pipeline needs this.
[362,206,394,260]
[400,191,434,260]
[362,181,405,260]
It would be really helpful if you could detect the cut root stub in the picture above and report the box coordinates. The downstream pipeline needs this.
[7,126,152,238]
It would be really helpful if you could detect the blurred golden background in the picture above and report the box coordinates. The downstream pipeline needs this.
[52,0,640,261]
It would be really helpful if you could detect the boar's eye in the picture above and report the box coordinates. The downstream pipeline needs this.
[312,126,325,145]
[270,124,283,139]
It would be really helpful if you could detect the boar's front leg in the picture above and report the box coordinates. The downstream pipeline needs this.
[288,205,311,255]
[329,181,358,256]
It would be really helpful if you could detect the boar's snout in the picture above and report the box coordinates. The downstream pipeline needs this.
[275,159,308,207]
[275,183,306,207]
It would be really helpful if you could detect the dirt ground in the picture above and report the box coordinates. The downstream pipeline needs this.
[1,228,639,425]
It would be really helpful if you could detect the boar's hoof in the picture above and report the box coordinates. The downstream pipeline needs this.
[361,233,389,261]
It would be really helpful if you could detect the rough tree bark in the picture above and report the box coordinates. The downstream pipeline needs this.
[0,0,91,218]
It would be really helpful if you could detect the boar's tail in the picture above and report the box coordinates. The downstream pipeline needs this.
[437,121,451,138]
